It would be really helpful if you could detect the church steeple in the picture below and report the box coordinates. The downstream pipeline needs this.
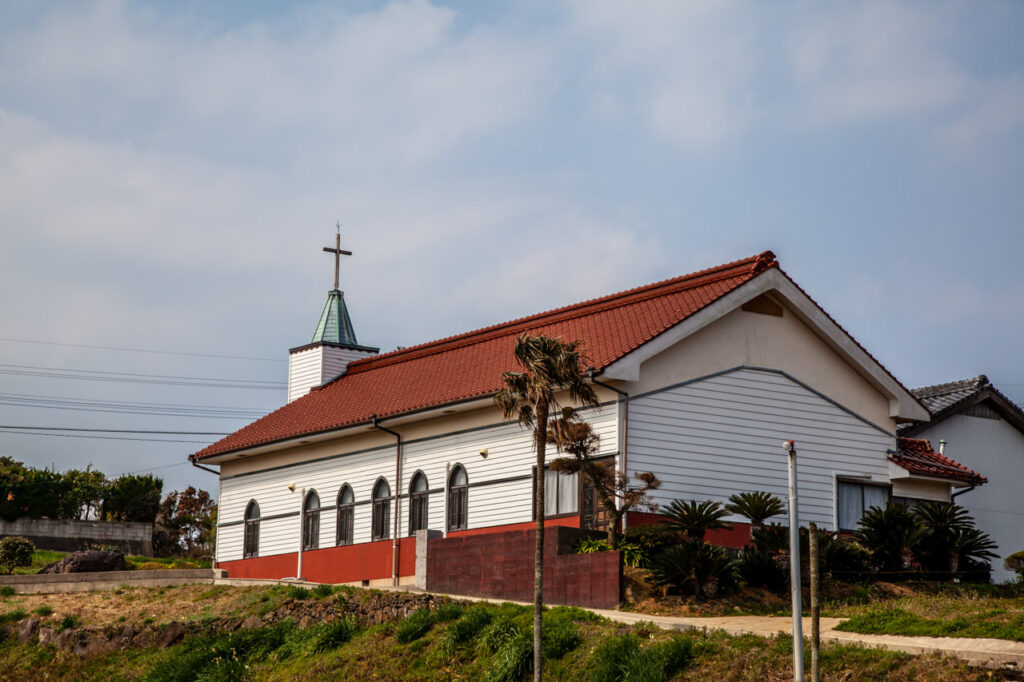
[311,289,359,346]
[287,226,379,403]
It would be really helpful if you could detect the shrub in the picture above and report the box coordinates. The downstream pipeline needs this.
[591,633,695,682]
[285,584,311,600]
[482,614,521,653]
[541,609,581,659]
[311,583,335,599]
[448,606,493,644]
[650,541,738,598]
[0,585,15,596]
[1005,551,1024,584]
[590,633,641,682]
[0,608,26,625]
[137,562,167,571]
[855,504,921,578]
[726,491,785,527]
[738,546,787,593]
[59,614,81,630]
[660,499,732,542]
[396,607,435,644]
[0,536,35,573]
[486,631,532,682]
[622,524,682,553]
[576,537,613,554]
[435,601,462,622]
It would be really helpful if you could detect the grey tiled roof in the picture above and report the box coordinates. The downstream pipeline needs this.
[912,375,990,414]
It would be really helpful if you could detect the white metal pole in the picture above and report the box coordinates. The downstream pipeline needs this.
[785,440,804,681]
[297,486,305,581]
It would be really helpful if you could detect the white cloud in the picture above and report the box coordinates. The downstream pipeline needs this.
[565,0,757,149]
[785,2,969,125]
[0,0,549,166]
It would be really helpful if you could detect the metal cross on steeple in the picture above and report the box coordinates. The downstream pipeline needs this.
[322,222,352,291]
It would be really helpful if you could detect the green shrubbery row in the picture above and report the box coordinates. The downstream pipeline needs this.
[577,491,1003,598]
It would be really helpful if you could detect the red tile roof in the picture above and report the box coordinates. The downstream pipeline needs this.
[891,437,986,485]
[194,251,778,459]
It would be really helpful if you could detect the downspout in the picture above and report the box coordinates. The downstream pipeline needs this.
[588,368,629,531]
[188,455,219,476]
[297,487,305,581]
[372,414,402,587]
[951,484,977,500]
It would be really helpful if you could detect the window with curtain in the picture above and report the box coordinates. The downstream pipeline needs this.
[539,467,579,518]
[448,465,468,531]
[408,472,429,535]
[837,479,890,531]
[372,478,391,541]
[302,490,320,551]
[336,485,354,546]
[243,500,260,559]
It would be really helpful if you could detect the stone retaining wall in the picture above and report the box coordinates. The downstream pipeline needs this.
[0,568,223,594]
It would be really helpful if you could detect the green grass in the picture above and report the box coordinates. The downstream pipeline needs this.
[11,550,212,575]
[0,586,1010,681]
[836,607,1024,641]
[11,550,65,575]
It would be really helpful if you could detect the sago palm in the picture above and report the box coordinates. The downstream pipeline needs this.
[725,491,785,528]
[493,332,598,681]
[660,499,733,542]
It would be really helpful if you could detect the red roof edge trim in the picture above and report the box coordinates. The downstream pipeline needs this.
[346,251,777,375]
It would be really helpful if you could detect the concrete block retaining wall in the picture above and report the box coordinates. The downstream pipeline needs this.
[424,526,621,609]
[0,518,153,556]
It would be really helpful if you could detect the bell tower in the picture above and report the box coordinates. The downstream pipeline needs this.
[287,225,379,402]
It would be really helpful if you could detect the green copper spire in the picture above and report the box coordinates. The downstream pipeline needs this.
[311,289,359,345]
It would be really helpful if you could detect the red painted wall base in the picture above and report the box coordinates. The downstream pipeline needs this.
[218,536,416,584]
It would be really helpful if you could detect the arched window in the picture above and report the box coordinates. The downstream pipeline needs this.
[243,500,260,558]
[336,484,354,546]
[372,478,391,541]
[303,490,320,551]
[408,472,429,535]
[448,465,468,531]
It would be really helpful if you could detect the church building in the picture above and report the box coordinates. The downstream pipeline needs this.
[191,244,986,592]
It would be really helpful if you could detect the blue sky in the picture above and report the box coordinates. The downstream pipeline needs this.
[1,0,1022,496]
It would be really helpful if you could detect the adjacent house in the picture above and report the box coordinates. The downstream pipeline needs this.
[192,250,985,587]
[901,376,1024,582]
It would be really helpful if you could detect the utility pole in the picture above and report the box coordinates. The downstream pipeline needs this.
[809,520,820,682]
[784,440,804,681]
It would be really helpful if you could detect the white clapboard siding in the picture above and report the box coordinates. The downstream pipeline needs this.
[287,346,377,403]
[628,368,894,530]
[287,347,323,403]
[217,404,618,562]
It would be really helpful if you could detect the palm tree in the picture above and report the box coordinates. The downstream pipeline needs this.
[725,491,785,529]
[661,499,733,542]
[494,333,598,681]
[855,504,922,577]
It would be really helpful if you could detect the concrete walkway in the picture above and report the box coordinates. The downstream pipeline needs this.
[587,608,1024,672]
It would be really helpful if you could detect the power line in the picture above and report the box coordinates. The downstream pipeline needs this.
[0,426,230,435]
[0,336,285,362]
[0,429,211,444]
[0,392,268,419]
[0,363,285,390]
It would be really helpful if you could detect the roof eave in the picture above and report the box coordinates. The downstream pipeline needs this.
[602,268,929,422]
